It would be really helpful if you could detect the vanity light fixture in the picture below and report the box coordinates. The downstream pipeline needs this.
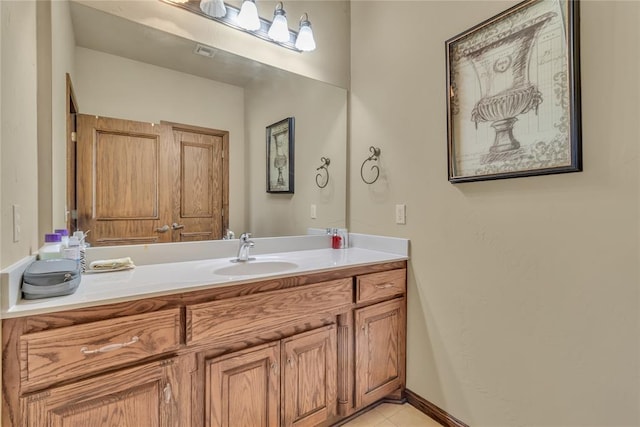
[237,0,260,31]
[295,13,316,52]
[199,0,226,18]
[268,2,290,43]
[163,0,316,53]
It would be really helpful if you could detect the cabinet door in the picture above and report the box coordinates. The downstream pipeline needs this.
[23,358,178,427]
[282,326,337,427]
[355,298,406,408]
[205,343,280,427]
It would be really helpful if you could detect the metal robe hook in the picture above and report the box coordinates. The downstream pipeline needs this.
[360,146,381,184]
[315,157,330,188]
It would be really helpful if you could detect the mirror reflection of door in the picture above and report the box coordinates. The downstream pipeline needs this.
[76,114,228,246]
[166,122,228,243]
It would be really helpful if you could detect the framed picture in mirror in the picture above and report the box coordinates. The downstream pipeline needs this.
[266,117,295,193]
[446,0,581,183]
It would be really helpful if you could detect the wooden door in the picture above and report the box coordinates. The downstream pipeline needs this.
[281,326,337,427]
[168,124,228,241]
[23,358,177,427]
[76,116,228,246]
[205,343,280,427]
[76,114,172,246]
[354,298,406,408]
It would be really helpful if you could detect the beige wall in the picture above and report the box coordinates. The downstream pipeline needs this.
[73,47,248,234]
[1,1,40,269]
[350,1,639,426]
[245,74,347,237]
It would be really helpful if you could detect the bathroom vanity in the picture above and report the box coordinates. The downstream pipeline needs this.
[1,235,408,427]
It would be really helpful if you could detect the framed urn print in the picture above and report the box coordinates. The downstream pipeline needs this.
[266,117,295,193]
[446,0,582,183]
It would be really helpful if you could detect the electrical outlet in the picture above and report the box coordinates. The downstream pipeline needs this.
[395,204,406,225]
[13,204,21,242]
[310,204,317,219]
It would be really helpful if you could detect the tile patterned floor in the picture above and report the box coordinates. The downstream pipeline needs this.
[342,403,442,427]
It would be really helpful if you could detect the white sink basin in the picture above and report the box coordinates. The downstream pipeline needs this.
[213,260,299,276]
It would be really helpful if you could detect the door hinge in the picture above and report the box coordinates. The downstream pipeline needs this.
[71,131,77,142]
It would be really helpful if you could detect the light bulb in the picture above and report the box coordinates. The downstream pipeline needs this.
[268,4,289,43]
[200,0,226,18]
[237,0,260,31]
[295,15,316,52]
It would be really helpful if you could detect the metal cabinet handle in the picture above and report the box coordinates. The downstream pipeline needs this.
[171,223,185,230]
[80,336,140,355]
[375,283,393,289]
[156,225,170,233]
[271,361,279,374]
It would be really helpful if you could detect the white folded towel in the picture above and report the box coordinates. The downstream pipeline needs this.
[89,257,135,271]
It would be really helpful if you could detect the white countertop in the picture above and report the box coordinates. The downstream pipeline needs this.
[1,234,409,318]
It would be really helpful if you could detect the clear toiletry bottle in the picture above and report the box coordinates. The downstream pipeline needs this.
[39,233,63,259]
[55,229,69,248]
[63,236,81,265]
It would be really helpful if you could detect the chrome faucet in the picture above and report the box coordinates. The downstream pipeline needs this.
[235,233,255,262]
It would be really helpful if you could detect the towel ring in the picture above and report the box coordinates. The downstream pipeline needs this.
[360,146,381,184]
[315,157,330,188]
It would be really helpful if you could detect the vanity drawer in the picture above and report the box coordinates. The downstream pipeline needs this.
[187,278,352,345]
[20,308,182,390]
[356,269,406,304]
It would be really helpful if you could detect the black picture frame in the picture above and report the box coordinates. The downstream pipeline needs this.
[446,0,581,183]
[266,117,295,193]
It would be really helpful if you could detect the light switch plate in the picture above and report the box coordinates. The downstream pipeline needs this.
[395,204,406,225]
[310,204,317,219]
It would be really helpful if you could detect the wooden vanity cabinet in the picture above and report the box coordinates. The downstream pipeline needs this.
[281,326,337,426]
[205,342,281,427]
[22,356,188,427]
[354,269,407,409]
[2,260,407,427]
[204,326,337,427]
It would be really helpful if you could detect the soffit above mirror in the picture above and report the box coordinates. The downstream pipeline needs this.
[69,0,349,89]
[70,1,293,88]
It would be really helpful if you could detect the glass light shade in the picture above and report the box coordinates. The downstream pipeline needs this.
[237,0,260,31]
[268,11,289,43]
[200,0,226,18]
[295,20,316,52]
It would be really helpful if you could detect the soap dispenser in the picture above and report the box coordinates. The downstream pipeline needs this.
[331,228,342,249]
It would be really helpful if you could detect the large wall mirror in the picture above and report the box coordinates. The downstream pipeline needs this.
[64,1,347,246]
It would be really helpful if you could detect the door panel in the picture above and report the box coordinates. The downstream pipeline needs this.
[172,129,226,241]
[355,298,405,408]
[23,359,175,427]
[76,115,171,246]
[282,326,337,427]
[205,343,280,427]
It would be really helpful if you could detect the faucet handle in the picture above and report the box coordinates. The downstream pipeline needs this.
[240,232,252,242]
